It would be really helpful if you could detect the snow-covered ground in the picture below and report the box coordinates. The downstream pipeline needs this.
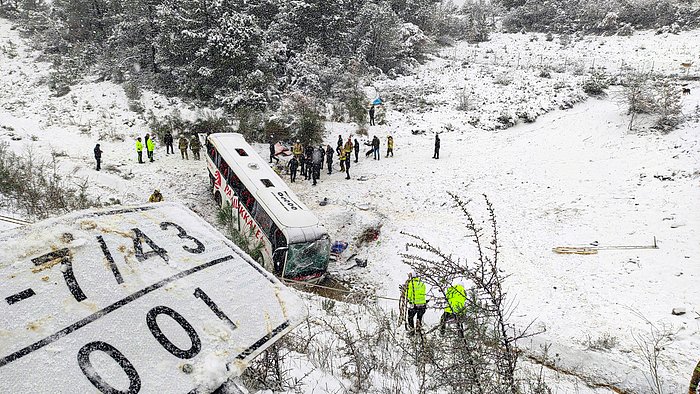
[2,17,700,393]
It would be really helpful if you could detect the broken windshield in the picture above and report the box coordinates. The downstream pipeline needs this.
[284,237,330,280]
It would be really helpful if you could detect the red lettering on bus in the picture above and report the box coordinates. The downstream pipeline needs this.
[214,171,222,189]
[223,184,233,199]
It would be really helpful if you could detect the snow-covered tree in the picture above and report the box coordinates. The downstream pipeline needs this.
[352,1,403,72]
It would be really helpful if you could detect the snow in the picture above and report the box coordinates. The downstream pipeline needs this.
[2,15,700,393]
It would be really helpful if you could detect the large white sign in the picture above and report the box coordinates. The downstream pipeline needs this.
[0,203,307,393]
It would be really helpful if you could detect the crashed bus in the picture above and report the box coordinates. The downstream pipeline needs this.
[205,133,330,283]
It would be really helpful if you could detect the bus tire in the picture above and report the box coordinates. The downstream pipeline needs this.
[214,191,222,208]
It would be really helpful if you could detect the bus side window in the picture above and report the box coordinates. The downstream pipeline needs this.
[270,224,286,249]
[253,202,273,237]
[230,172,243,195]
[244,193,255,212]
[209,142,220,167]
[241,189,255,212]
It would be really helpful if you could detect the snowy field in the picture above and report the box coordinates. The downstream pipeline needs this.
[2,17,700,393]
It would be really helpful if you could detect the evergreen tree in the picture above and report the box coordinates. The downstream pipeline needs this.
[352,1,403,71]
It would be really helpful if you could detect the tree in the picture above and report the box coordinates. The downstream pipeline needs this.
[107,0,161,75]
[653,80,683,131]
[276,0,350,56]
[619,71,655,132]
[461,1,494,43]
[352,1,403,72]
[155,0,264,100]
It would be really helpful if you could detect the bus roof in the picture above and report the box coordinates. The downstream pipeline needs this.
[207,133,326,242]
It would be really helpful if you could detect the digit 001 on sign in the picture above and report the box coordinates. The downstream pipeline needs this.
[0,203,307,393]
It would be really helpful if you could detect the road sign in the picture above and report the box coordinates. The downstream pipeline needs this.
[0,203,307,393]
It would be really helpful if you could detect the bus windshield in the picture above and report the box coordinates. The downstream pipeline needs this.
[284,237,331,280]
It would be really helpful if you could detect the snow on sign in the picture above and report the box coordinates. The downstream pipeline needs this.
[0,203,307,393]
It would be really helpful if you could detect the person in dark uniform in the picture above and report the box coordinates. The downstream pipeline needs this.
[353,138,360,162]
[269,135,279,164]
[326,145,334,175]
[94,143,102,171]
[433,133,440,159]
[368,106,375,126]
[288,156,299,183]
[336,135,343,155]
[304,146,313,180]
[164,131,174,154]
[312,146,323,186]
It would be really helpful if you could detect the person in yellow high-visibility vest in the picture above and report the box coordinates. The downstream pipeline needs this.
[439,284,467,337]
[292,140,303,159]
[404,273,426,335]
[135,137,144,164]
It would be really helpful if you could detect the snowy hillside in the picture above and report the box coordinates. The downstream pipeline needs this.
[2,15,700,393]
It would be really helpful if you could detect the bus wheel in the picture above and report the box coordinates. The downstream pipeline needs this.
[214,191,222,207]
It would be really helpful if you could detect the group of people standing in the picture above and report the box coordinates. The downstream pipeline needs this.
[162,131,201,160]
[134,133,156,164]
[133,131,202,163]
[278,133,396,185]
[363,135,394,160]
[286,138,347,185]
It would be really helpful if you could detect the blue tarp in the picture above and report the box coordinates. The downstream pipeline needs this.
[371,97,383,105]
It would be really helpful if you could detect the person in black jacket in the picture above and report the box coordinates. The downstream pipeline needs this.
[94,143,102,171]
[300,145,308,177]
[164,131,174,154]
[326,145,334,175]
[433,133,440,159]
[353,138,360,162]
[312,146,323,186]
[372,136,380,160]
[304,146,313,180]
[288,156,299,183]
[369,106,375,126]
[269,136,279,164]
[336,135,343,155]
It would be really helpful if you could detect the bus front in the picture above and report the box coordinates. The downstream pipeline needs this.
[281,234,331,283]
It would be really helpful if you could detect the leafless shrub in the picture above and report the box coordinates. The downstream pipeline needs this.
[619,70,656,131]
[240,340,306,392]
[97,128,125,142]
[619,72,684,132]
[495,72,513,86]
[583,332,618,351]
[630,313,676,394]
[400,193,542,393]
[652,80,683,132]
[457,86,472,111]
[523,344,554,394]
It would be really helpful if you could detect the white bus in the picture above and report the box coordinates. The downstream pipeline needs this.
[205,133,330,283]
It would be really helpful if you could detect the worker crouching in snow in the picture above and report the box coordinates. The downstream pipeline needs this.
[149,189,163,203]
[439,284,468,337]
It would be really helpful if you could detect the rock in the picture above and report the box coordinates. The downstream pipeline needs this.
[672,307,686,316]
